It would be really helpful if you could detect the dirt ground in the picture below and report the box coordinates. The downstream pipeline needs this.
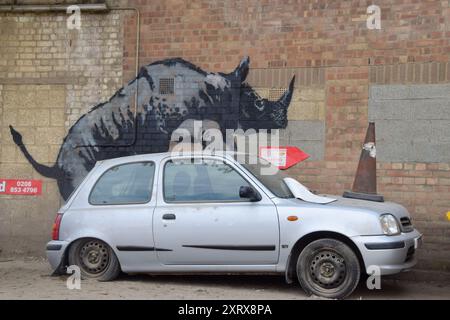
[0,257,449,300]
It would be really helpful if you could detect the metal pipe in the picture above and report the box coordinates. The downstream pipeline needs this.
[110,7,141,81]
[74,6,142,148]
[0,4,109,12]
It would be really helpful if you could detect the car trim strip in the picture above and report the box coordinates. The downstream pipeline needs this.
[46,244,62,251]
[364,241,405,250]
[182,245,276,251]
[116,246,172,252]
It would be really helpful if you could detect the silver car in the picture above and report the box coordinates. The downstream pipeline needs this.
[46,152,422,299]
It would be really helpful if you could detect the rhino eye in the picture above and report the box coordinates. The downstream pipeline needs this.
[254,100,265,111]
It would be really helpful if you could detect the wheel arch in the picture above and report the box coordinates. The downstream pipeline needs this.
[285,231,366,284]
[55,236,121,275]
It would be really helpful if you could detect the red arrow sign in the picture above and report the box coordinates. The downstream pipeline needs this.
[259,146,309,170]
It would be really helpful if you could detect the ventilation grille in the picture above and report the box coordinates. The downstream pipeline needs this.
[268,60,287,68]
[159,78,174,95]
[405,246,415,262]
[400,217,414,233]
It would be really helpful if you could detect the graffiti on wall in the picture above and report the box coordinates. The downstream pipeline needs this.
[9,57,295,200]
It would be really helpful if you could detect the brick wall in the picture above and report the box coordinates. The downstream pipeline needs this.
[0,1,124,255]
[123,0,450,272]
[0,0,448,274]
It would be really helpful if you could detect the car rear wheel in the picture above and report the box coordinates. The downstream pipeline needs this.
[296,238,360,299]
[68,238,120,281]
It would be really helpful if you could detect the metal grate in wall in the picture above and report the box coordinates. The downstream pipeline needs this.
[159,78,174,95]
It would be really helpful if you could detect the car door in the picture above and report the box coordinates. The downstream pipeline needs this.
[153,156,280,265]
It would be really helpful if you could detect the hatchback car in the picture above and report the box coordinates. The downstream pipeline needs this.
[47,152,422,299]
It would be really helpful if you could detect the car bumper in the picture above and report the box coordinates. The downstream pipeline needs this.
[352,229,423,275]
[46,240,70,272]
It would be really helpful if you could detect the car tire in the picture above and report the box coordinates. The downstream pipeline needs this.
[296,238,360,299]
[68,238,120,281]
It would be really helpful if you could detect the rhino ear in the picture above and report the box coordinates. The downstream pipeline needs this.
[231,56,250,82]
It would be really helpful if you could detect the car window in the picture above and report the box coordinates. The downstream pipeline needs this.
[89,162,155,205]
[238,155,294,199]
[163,159,251,202]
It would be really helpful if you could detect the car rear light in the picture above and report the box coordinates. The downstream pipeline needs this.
[52,213,63,240]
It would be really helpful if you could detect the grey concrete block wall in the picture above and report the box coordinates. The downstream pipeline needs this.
[231,120,325,161]
[369,84,450,162]
[286,120,325,161]
[370,84,450,100]
[256,120,325,161]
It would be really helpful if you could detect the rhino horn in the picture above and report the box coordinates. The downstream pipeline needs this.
[273,75,295,109]
[230,56,250,82]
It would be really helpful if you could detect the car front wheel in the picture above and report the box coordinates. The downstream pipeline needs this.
[296,238,361,299]
[68,238,120,281]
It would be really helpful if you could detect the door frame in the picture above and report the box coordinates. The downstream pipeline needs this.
[152,154,281,265]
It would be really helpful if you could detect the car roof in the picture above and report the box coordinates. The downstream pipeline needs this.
[95,151,253,167]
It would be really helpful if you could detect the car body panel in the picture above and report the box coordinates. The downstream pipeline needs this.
[152,155,281,265]
[57,156,162,272]
[352,229,422,275]
[46,240,70,271]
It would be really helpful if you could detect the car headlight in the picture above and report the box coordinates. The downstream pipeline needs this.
[380,214,400,235]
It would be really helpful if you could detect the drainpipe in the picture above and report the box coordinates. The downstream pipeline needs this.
[105,6,141,147]
[109,7,141,83]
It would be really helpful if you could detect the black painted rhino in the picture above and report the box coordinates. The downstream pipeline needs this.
[10,56,295,200]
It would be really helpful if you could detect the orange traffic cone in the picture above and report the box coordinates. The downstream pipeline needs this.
[343,122,384,202]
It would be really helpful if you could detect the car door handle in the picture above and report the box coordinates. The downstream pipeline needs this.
[162,213,176,220]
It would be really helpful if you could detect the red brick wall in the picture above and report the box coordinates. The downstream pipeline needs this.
[123,0,450,272]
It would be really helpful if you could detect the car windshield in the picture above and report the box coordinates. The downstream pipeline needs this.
[237,155,294,199]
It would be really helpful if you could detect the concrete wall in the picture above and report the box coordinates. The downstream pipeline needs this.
[369,84,450,162]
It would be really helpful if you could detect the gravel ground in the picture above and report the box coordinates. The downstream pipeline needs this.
[0,258,449,300]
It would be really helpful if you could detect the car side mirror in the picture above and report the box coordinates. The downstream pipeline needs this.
[239,186,261,202]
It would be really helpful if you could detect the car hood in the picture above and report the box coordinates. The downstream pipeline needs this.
[324,195,411,220]
[283,178,410,220]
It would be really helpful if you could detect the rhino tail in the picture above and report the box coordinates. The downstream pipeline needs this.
[9,125,60,179]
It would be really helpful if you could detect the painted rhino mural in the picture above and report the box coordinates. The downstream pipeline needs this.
[9,56,295,200]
